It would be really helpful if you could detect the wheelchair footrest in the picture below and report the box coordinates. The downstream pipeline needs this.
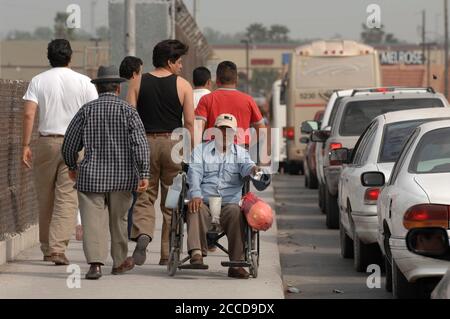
[221,261,251,268]
[179,264,209,270]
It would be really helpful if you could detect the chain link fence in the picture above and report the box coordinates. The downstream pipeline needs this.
[0,79,38,240]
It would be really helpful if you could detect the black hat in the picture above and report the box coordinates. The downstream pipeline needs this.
[91,65,126,84]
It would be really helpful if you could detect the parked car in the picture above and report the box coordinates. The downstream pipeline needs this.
[311,89,354,213]
[332,108,450,273]
[309,87,448,229]
[302,110,324,189]
[376,119,450,298]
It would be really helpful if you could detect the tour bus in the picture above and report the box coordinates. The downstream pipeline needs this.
[283,40,381,174]
[270,79,287,170]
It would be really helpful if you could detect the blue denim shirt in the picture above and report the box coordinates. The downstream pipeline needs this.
[187,141,255,204]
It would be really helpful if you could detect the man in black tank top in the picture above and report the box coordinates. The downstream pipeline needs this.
[126,40,195,266]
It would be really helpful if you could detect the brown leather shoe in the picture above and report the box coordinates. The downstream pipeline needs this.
[43,255,53,262]
[85,264,102,280]
[190,254,204,265]
[112,257,135,275]
[159,258,169,266]
[51,253,69,266]
[228,267,250,279]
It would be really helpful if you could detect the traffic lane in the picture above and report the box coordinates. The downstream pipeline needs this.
[274,174,392,299]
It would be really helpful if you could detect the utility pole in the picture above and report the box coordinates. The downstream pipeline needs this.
[193,0,197,22]
[125,0,136,56]
[241,39,251,94]
[171,0,176,39]
[91,0,98,36]
[422,10,426,66]
[445,0,449,98]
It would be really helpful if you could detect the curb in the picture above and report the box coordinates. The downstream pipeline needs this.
[0,224,39,265]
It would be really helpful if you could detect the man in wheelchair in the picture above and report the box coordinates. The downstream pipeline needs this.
[186,113,269,279]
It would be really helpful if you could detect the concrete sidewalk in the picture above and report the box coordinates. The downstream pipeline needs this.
[0,185,284,299]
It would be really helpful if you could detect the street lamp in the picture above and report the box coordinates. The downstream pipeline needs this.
[241,38,251,94]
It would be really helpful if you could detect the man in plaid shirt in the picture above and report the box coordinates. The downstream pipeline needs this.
[62,65,150,280]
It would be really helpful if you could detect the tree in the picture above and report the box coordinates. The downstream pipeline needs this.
[250,69,280,94]
[54,12,74,39]
[96,26,109,41]
[246,23,268,42]
[361,23,385,44]
[33,27,53,40]
[360,24,401,44]
[268,24,290,42]
[6,30,33,40]
[385,33,400,44]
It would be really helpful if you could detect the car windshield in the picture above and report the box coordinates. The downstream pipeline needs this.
[379,120,431,163]
[410,127,450,174]
[339,98,444,136]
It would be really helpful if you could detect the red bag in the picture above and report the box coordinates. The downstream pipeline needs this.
[240,192,273,231]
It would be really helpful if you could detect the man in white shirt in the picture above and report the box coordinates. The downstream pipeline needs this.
[193,66,212,109]
[22,39,98,265]
[193,67,212,146]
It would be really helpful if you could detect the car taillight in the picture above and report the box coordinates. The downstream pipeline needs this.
[403,204,450,229]
[330,143,342,150]
[364,188,380,205]
[370,87,395,93]
[328,142,343,165]
[284,127,295,140]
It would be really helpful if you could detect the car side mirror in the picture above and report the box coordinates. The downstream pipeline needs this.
[361,172,385,187]
[311,130,330,142]
[406,228,449,258]
[329,148,350,165]
[301,121,319,134]
[300,136,310,144]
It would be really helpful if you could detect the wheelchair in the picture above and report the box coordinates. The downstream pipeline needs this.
[167,166,260,278]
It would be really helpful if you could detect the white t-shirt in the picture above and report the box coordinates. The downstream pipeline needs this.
[23,67,98,135]
[193,88,211,109]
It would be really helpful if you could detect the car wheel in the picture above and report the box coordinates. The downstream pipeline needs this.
[339,219,353,259]
[308,169,319,189]
[353,229,381,272]
[392,257,423,299]
[288,161,300,175]
[318,183,326,214]
[325,190,339,229]
[384,255,392,292]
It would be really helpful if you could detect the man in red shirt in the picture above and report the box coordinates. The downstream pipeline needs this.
[195,61,265,146]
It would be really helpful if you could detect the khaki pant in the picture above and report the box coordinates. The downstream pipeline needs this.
[187,203,246,262]
[33,136,78,256]
[78,191,133,267]
[131,135,181,259]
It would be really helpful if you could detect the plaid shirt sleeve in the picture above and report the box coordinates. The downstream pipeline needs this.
[62,109,85,171]
[129,110,150,179]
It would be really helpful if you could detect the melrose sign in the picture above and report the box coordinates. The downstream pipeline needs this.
[379,50,424,65]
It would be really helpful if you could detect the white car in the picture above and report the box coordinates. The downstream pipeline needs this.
[334,108,450,273]
[376,119,450,299]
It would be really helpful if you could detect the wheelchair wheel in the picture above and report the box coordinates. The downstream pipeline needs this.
[167,208,180,276]
[246,225,259,278]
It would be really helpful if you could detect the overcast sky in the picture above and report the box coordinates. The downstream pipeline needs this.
[0,0,446,43]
